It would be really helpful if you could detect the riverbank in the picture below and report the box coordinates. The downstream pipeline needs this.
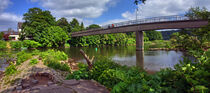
[0,51,109,93]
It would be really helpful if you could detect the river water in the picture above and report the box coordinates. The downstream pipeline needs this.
[0,46,185,73]
[61,46,184,73]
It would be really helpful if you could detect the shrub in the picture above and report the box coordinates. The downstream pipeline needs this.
[5,63,17,75]
[44,56,70,71]
[40,49,70,71]
[40,49,68,61]
[30,59,39,65]
[16,51,32,65]
[23,40,42,48]
[0,40,6,49]
[66,53,210,92]
[10,41,22,49]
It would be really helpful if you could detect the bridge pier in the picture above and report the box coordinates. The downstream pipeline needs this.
[136,31,144,51]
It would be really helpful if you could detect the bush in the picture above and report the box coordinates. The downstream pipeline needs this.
[40,49,68,61]
[40,49,70,71]
[0,40,7,49]
[44,56,70,71]
[16,51,32,65]
[66,52,210,92]
[30,59,39,65]
[10,41,22,49]
[23,40,42,48]
[5,63,17,75]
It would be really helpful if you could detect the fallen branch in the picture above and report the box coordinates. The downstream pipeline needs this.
[80,49,94,70]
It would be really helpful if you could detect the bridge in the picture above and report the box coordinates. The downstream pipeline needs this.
[71,15,209,51]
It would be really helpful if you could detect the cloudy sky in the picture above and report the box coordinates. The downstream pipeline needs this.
[0,0,210,31]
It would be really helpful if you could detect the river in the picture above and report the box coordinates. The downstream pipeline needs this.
[0,46,186,73]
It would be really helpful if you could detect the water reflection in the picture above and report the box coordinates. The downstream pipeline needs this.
[63,46,184,72]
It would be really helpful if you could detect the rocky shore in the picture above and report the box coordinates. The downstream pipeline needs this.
[0,56,109,93]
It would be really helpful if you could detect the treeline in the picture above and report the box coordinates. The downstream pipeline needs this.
[18,7,165,48]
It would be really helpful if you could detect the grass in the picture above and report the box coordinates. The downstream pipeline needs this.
[29,59,39,65]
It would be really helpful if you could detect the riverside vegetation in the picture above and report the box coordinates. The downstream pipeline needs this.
[0,7,210,93]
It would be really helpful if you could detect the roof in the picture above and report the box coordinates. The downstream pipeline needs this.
[1,31,19,35]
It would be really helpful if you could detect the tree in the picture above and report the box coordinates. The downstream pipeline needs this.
[0,32,4,40]
[56,17,71,33]
[81,22,85,30]
[21,7,56,40]
[185,7,210,20]
[145,30,163,41]
[134,0,146,5]
[86,24,101,30]
[70,18,81,32]
[185,7,210,47]
[40,26,68,47]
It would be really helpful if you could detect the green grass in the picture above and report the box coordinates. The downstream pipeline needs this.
[29,59,39,65]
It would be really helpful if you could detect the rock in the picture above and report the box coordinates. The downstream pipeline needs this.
[47,81,54,86]
[31,79,39,84]
[30,85,47,90]
[62,79,80,86]
[16,86,22,90]
[22,83,30,88]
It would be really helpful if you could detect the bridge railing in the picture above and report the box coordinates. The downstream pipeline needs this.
[72,15,204,35]
[101,15,191,29]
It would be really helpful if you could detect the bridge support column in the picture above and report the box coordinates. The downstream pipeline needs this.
[136,31,144,51]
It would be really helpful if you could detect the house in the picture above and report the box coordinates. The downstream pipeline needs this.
[2,30,19,41]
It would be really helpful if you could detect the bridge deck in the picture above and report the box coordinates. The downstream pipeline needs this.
[71,15,209,37]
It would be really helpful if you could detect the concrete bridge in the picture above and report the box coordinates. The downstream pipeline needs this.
[71,15,209,51]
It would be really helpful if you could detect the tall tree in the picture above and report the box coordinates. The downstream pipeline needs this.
[185,7,210,44]
[21,7,56,40]
[70,18,81,32]
[40,26,68,47]
[86,24,101,30]
[56,17,71,33]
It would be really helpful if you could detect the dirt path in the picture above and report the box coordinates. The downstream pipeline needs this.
[6,42,11,49]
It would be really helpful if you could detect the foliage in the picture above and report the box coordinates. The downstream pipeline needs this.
[40,49,68,61]
[0,32,4,40]
[23,40,42,48]
[144,40,174,49]
[10,41,23,49]
[134,0,146,5]
[29,59,39,65]
[16,51,32,65]
[66,49,210,92]
[56,17,71,33]
[86,24,101,30]
[20,7,56,41]
[43,57,70,71]
[145,30,163,41]
[39,49,70,71]
[39,26,68,47]
[5,63,17,75]
[0,40,7,49]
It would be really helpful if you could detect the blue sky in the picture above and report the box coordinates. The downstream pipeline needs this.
[0,0,210,31]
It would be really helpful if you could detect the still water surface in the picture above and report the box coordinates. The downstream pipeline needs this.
[0,46,185,73]
[61,46,184,73]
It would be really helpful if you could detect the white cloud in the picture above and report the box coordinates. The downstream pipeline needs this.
[122,0,210,20]
[0,13,22,31]
[100,19,127,26]
[0,0,11,12]
[0,0,22,31]
[36,0,116,18]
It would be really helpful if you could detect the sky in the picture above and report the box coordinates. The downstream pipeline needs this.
[0,0,210,31]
